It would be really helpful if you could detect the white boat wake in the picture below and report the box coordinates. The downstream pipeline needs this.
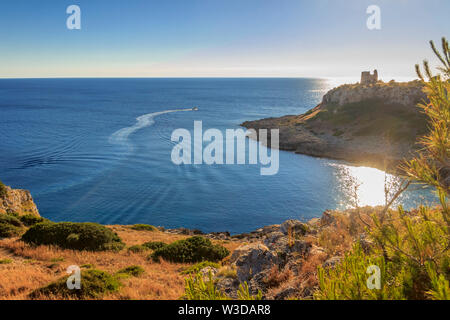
[109,108,195,145]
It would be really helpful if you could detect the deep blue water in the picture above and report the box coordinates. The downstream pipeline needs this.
[0,78,435,233]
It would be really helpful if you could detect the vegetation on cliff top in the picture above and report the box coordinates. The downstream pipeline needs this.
[21,222,126,251]
[0,180,6,198]
[151,236,230,263]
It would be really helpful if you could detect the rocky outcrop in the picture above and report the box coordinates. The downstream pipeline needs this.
[0,185,40,217]
[216,218,322,299]
[234,243,279,283]
[242,80,428,171]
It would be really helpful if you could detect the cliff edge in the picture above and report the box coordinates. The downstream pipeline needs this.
[0,182,40,217]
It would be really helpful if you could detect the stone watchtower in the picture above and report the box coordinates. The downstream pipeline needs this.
[361,69,378,85]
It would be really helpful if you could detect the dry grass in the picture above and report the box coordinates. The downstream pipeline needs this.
[0,226,240,300]
[316,207,377,255]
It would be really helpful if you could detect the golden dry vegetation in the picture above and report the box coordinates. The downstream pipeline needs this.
[0,226,242,300]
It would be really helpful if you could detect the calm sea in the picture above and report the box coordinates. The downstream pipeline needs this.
[0,78,435,233]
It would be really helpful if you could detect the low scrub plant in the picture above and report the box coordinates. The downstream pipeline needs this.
[127,245,149,253]
[21,222,125,251]
[142,241,167,250]
[129,224,157,231]
[116,265,145,278]
[0,214,24,238]
[19,214,48,227]
[0,259,12,264]
[30,269,121,299]
[151,236,229,263]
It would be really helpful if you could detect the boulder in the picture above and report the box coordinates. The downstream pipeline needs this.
[290,240,311,255]
[263,231,287,251]
[234,243,279,283]
[215,277,240,299]
[248,269,271,296]
[280,219,309,236]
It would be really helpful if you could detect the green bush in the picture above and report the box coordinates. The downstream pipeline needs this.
[30,269,120,299]
[127,245,148,253]
[0,259,12,264]
[21,222,125,251]
[129,224,157,231]
[0,180,7,198]
[0,215,24,238]
[181,261,220,275]
[151,236,229,263]
[142,241,167,251]
[19,214,48,227]
[116,265,145,278]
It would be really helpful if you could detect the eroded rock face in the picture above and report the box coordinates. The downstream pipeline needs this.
[234,243,279,283]
[0,186,40,217]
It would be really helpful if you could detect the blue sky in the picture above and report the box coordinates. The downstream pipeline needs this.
[0,0,448,79]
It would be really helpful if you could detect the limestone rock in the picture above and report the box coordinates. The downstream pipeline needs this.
[0,186,40,217]
[234,243,278,283]
[280,219,309,236]
[215,277,240,299]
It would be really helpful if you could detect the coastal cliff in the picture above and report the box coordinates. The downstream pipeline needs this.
[0,183,40,217]
[242,80,427,170]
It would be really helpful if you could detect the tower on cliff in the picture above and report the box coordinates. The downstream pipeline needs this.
[361,70,378,84]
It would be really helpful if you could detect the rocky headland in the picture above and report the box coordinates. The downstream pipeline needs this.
[242,80,428,171]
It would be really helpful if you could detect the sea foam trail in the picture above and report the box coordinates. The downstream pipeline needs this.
[109,108,194,145]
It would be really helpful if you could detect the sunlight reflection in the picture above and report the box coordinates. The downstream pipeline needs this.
[333,164,399,208]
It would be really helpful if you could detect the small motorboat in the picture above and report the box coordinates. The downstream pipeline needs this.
[192,107,199,111]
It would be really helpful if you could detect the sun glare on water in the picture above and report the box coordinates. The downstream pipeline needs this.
[333,164,397,208]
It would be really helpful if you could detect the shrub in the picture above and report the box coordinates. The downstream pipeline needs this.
[0,180,7,198]
[142,241,167,251]
[30,269,121,299]
[181,261,220,275]
[21,222,125,251]
[19,214,48,227]
[151,236,229,263]
[129,224,157,232]
[127,245,148,253]
[0,215,24,238]
[0,259,12,264]
[0,214,22,227]
[116,265,145,278]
